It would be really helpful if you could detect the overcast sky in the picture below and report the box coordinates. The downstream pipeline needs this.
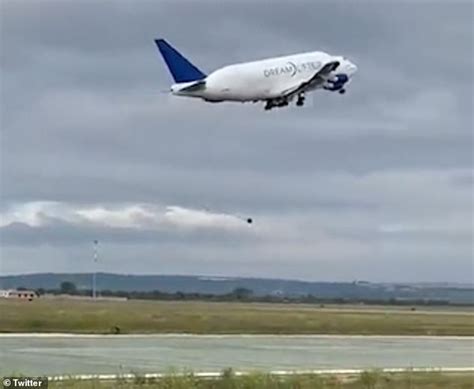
[1,0,472,282]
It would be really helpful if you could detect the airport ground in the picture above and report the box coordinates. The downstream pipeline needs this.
[46,371,474,389]
[1,298,473,335]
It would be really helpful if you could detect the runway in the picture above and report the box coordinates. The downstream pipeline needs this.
[0,334,472,376]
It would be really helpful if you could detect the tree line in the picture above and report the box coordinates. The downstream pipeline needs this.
[25,281,469,307]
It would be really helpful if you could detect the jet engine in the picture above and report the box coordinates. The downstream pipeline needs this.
[323,74,349,91]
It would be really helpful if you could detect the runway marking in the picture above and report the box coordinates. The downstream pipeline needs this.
[47,367,474,381]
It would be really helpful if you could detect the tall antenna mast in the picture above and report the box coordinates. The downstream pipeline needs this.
[92,240,99,299]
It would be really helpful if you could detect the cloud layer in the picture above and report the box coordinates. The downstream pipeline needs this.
[0,202,253,230]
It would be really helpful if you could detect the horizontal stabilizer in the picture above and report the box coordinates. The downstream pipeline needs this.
[178,80,206,92]
[155,39,206,83]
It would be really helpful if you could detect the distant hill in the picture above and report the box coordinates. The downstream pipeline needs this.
[0,273,472,304]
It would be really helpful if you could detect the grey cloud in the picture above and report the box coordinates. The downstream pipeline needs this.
[0,222,257,247]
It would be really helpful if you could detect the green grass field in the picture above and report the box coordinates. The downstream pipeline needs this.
[46,371,474,389]
[1,298,473,335]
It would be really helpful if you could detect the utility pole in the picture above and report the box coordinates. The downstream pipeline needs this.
[92,240,99,299]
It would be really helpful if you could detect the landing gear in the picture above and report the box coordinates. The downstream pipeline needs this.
[264,98,289,110]
[338,89,346,94]
[296,93,305,107]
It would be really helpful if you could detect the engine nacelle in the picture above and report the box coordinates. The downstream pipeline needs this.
[323,73,349,91]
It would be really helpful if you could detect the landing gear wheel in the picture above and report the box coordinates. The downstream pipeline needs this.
[264,101,273,110]
[296,93,305,107]
[338,89,346,94]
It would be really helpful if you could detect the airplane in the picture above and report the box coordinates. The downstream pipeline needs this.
[155,39,357,111]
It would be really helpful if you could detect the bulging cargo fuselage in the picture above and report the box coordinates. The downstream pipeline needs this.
[156,39,357,110]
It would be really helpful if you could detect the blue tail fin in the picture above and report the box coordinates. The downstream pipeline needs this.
[155,39,206,83]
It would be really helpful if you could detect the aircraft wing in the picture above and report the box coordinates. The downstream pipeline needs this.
[281,60,340,98]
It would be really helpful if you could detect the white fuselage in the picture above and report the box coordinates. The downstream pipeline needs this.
[171,51,357,102]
